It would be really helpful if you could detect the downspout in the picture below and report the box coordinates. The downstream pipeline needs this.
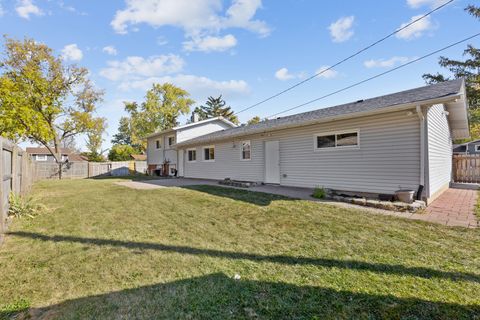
[416,105,426,200]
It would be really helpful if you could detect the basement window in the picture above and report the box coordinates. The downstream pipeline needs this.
[315,131,359,150]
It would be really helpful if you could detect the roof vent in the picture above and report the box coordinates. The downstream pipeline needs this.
[356,99,364,103]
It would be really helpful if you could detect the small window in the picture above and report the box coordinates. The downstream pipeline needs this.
[155,140,161,149]
[187,149,196,162]
[203,146,215,161]
[36,155,47,161]
[61,155,68,162]
[475,145,480,152]
[168,136,175,147]
[241,140,251,160]
[315,131,359,150]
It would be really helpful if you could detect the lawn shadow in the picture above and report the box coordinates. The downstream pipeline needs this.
[181,185,295,206]
[8,231,480,284]
[4,273,479,319]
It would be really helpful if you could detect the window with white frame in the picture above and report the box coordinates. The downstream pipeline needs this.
[36,155,47,161]
[475,145,480,152]
[315,131,359,150]
[187,149,196,162]
[203,146,215,161]
[156,140,161,149]
[241,140,251,160]
[61,155,68,162]
[168,136,175,147]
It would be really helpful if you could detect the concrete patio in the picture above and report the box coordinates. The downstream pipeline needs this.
[116,178,478,228]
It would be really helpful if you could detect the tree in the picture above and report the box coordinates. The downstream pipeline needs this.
[0,36,106,178]
[247,116,261,125]
[193,95,239,124]
[108,144,136,161]
[114,83,194,152]
[422,4,480,139]
[85,120,107,162]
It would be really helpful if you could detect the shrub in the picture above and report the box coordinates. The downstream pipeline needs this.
[312,187,326,199]
[8,192,46,218]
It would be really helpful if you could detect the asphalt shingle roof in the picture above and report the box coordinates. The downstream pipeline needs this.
[176,78,464,147]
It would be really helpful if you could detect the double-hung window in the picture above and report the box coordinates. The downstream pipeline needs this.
[168,136,175,147]
[203,146,215,161]
[155,140,161,149]
[315,131,359,150]
[187,149,196,162]
[241,140,251,160]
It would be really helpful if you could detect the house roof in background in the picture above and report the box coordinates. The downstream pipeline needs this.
[145,116,238,139]
[131,154,147,161]
[26,147,72,155]
[176,79,467,147]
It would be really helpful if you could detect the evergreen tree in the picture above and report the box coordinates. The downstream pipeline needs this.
[194,95,239,124]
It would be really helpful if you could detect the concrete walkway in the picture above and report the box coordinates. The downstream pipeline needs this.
[116,179,478,228]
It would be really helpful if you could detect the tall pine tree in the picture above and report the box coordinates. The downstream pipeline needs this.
[193,95,239,124]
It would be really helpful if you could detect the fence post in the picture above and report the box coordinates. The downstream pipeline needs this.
[11,145,18,194]
[0,138,4,234]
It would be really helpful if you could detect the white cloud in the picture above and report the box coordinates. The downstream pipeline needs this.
[0,2,4,16]
[156,36,168,46]
[315,66,338,79]
[15,0,43,19]
[396,14,434,40]
[102,46,118,56]
[406,0,449,9]
[328,16,354,43]
[61,44,83,61]
[99,55,185,81]
[111,0,269,52]
[183,34,237,52]
[119,74,249,99]
[364,56,416,68]
[274,68,298,81]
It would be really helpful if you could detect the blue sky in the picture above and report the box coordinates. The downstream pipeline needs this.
[1,0,478,150]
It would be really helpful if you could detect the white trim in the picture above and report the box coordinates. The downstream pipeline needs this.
[475,145,480,152]
[202,145,215,162]
[35,155,47,161]
[167,135,176,148]
[240,140,251,161]
[416,106,426,192]
[187,148,197,162]
[313,129,360,151]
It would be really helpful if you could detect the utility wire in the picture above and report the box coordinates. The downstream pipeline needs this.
[234,0,454,115]
[266,32,480,119]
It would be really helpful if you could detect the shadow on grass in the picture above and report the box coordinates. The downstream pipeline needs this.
[8,231,480,284]
[3,273,478,319]
[181,185,295,206]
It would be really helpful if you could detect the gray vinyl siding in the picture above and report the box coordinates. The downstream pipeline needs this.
[184,109,422,194]
[426,104,452,197]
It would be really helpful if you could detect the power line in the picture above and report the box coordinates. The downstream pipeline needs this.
[266,32,480,119]
[234,0,454,115]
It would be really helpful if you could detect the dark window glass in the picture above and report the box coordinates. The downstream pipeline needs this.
[242,141,251,159]
[204,147,214,160]
[156,140,161,149]
[317,135,336,148]
[188,150,196,161]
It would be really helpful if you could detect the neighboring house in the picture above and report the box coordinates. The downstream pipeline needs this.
[26,147,86,162]
[130,154,147,161]
[173,79,469,204]
[453,139,480,155]
[145,117,237,175]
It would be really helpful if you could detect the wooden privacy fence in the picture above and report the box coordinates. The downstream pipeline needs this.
[452,155,480,183]
[34,160,147,179]
[0,137,35,235]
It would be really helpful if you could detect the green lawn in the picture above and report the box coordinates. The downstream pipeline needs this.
[0,179,479,319]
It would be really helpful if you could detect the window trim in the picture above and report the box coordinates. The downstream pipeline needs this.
[202,145,215,162]
[187,148,197,162]
[240,140,251,161]
[36,155,47,161]
[475,145,480,152]
[155,139,161,149]
[313,129,360,151]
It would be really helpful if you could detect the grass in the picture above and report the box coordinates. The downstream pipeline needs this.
[0,179,479,319]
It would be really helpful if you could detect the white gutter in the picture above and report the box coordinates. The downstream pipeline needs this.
[416,105,426,190]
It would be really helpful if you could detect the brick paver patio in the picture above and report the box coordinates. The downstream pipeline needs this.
[412,188,478,228]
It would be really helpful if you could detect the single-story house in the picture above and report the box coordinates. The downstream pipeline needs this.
[26,147,86,163]
[145,117,237,175]
[171,79,469,204]
[453,139,480,155]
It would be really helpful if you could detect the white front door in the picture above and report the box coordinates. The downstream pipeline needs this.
[178,149,184,177]
[265,141,280,184]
